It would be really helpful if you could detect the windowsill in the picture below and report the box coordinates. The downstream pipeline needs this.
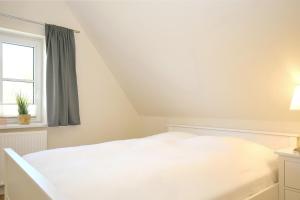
[0,123,47,130]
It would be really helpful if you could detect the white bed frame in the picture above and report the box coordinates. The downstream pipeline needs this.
[168,124,300,200]
[3,124,299,200]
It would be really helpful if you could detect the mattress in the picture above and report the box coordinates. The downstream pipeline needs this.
[24,132,278,200]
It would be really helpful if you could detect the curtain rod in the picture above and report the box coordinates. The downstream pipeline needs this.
[0,12,80,33]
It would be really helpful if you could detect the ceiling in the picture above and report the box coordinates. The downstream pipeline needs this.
[68,0,300,121]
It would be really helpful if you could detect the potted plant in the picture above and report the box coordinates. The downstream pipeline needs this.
[16,94,31,125]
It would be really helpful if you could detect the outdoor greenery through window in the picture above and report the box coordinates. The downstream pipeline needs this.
[0,28,44,123]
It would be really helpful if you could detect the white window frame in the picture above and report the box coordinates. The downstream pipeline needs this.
[0,28,45,124]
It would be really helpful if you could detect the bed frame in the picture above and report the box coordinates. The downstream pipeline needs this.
[4,124,299,200]
[4,149,66,200]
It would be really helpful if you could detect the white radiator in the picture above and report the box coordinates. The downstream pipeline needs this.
[0,130,47,186]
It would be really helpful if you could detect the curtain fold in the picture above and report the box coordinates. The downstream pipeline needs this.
[45,24,80,127]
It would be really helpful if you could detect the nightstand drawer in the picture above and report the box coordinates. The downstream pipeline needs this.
[285,190,300,200]
[285,160,300,189]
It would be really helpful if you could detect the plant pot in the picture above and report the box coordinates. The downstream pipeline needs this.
[18,114,31,125]
[0,117,7,125]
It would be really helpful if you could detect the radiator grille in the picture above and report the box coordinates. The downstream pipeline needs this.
[0,130,47,185]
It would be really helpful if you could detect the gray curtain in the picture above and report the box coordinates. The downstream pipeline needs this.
[45,24,80,127]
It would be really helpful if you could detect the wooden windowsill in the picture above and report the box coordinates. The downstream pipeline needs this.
[0,123,47,130]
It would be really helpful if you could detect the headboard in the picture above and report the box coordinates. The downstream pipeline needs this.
[168,124,299,150]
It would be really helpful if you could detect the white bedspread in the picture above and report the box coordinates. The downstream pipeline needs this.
[24,132,278,200]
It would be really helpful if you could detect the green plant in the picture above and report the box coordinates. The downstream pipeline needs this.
[16,94,29,115]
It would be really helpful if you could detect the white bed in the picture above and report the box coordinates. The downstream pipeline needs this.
[20,132,276,200]
[5,125,297,200]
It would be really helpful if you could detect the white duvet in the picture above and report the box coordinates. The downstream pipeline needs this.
[24,132,278,200]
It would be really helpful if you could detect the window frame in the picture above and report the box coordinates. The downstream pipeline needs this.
[0,29,45,124]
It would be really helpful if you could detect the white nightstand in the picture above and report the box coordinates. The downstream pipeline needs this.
[276,148,300,200]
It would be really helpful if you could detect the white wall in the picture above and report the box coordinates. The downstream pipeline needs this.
[68,1,300,135]
[141,116,168,135]
[1,1,300,140]
[0,1,144,148]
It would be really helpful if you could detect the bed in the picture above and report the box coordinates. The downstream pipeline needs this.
[4,124,298,200]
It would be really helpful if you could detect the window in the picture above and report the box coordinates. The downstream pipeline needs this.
[0,29,44,123]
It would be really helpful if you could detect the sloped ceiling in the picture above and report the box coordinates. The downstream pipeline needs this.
[68,0,300,121]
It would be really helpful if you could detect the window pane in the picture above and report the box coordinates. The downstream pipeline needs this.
[3,81,33,104]
[2,43,34,80]
[0,104,36,117]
